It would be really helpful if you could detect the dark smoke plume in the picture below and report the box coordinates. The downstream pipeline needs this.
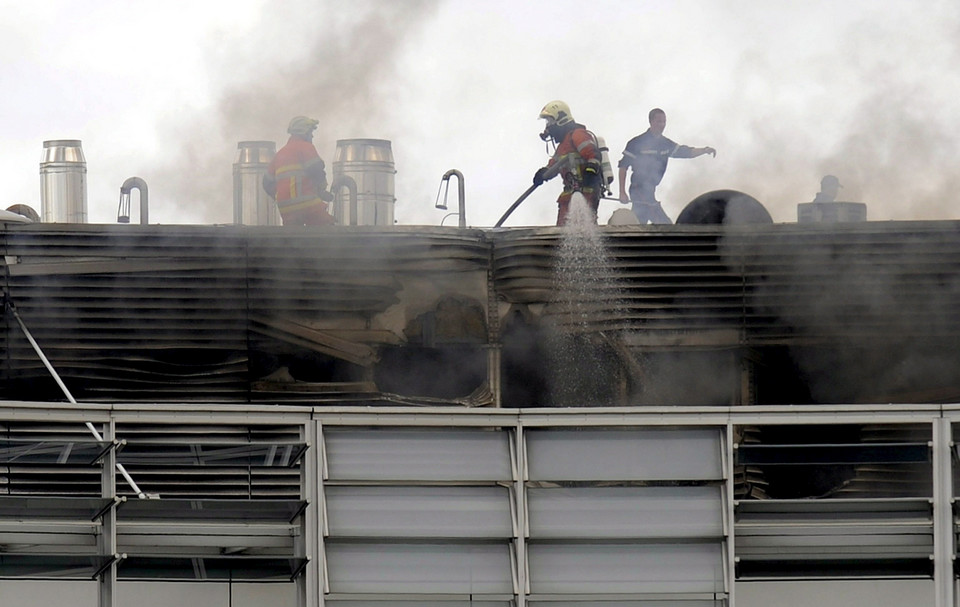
[152,0,440,224]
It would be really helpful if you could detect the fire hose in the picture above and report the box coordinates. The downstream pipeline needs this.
[494,183,540,228]
[495,186,632,228]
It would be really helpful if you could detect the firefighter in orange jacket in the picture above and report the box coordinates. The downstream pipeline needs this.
[533,100,602,226]
[263,116,336,226]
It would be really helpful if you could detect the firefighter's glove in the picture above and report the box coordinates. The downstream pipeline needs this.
[533,167,547,187]
[582,164,601,191]
[320,190,335,202]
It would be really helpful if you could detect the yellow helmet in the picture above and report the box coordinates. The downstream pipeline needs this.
[287,116,319,136]
[538,100,574,127]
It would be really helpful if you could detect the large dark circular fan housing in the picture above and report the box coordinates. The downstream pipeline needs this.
[676,190,773,225]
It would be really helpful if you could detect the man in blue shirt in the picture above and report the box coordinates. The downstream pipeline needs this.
[618,108,716,224]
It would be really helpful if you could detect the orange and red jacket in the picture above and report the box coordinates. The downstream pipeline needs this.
[544,125,601,196]
[264,136,329,212]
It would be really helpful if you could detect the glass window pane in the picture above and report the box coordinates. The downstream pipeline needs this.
[326,542,513,594]
[326,603,512,607]
[528,486,722,538]
[527,429,723,481]
[528,542,724,594]
[529,603,722,607]
[325,429,512,481]
[326,486,513,537]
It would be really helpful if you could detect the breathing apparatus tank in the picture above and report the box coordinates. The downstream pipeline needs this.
[593,133,614,194]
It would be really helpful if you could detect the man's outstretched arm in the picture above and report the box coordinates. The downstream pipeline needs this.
[674,144,716,158]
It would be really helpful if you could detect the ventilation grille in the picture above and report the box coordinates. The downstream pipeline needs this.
[0,420,304,498]
[492,222,960,342]
[0,225,490,402]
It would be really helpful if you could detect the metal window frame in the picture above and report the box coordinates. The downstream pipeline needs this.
[2,402,960,607]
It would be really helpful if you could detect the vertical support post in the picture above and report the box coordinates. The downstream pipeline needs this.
[933,418,954,607]
[99,419,118,607]
[298,420,321,607]
[487,247,502,407]
[488,347,502,407]
[514,423,527,607]
[724,422,737,607]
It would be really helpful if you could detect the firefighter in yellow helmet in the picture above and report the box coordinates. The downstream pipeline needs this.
[533,100,602,226]
[263,116,336,226]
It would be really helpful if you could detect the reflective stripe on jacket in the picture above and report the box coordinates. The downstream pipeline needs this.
[545,125,601,194]
[266,137,328,211]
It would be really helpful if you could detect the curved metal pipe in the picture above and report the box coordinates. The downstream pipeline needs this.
[440,212,460,226]
[118,177,148,225]
[437,169,466,228]
[331,175,358,226]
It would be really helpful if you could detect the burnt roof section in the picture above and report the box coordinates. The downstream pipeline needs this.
[2,221,960,404]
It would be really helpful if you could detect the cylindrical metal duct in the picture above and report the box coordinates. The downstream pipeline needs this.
[40,140,87,223]
[233,141,279,226]
[332,139,396,226]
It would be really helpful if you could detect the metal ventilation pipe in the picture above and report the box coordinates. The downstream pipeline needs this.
[331,174,359,226]
[40,140,87,223]
[233,141,279,226]
[332,139,396,226]
[117,177,148,225]
[435,169,466,228]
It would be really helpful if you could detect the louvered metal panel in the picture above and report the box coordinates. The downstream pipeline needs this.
[0,421,303,499]
[1,225,249,402]
[1,225,491,404]
[0,415,309,585]
[733,223,960,342]
[244,227,490,319]
[4,221,960,406]
[490,222,960,341]
[734,422,936,580]
[4,402,960,604]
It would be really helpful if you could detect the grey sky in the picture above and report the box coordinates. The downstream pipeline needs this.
[2,0,958,227]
